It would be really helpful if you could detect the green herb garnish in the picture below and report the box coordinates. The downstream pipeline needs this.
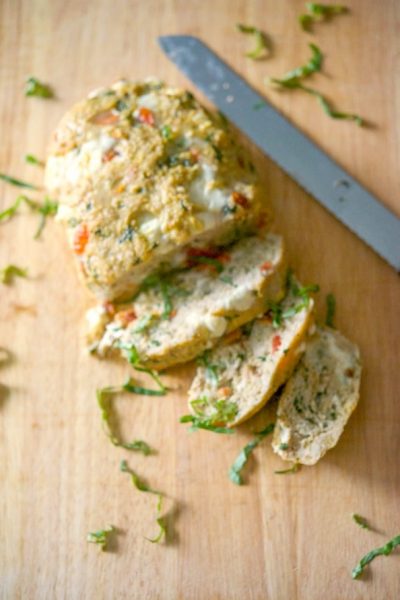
[352,534,400,579]
[219,274,235,286]
[0,173,38,190]
[271,43,322,85]
[181,397,238,434]
[120,459,161,494]
[270,78,362,125]
[192,255,224,273]
[87,525,115,551]
[120,460,167,543]
[196,350,220,385]
[160,124,172,139]
[25,77,53,98]
[288,271,320,306]
[146,494,166,544]
[25,154,45,167]
[96,387,153,454]
[136,274,185,319]
[229,423,275,485]
[325,293,336,327]
[352,513,370,530]
[268,44,362,125]
[123,377,166,397]
[301,85,363,125]
[299,3,348,31]
[0,195,58,237]
[34,198,58,239]
[132,314,155,333]
[1,265,28,285]
[275,463,301,475]
[236,24,269,60]
[268,270,319,327]
[120,343,168,393]
[0,195,35,222]
[180,414,234,434]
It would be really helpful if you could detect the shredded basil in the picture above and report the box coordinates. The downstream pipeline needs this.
[236,24,269,60]
[120,459,161,494]
[352,513,370,530]
[275,463,301,475]
[120,460,167,544]
[191,256,224,273]
[270,43,322,85]
[120,344,167,392]
[229,423,275,485]
[160,125,172,139]
[87,525,115,551]
[268,270,319,328]
[325,293,336,328]
[0,265,28,285]
[25,154,44,167]
[352,534,400,579]
[270,77,362,125]
[301,85,363,125]
[0,195,58,237]
[196,350,220,385]
[0,173,38,190]
[25,77,54,98]
[136,274,186,319]
[181,397,238,434]
[299,3,348,31]
[180,414,234,434]
[268,44,362,125]
[123,377,166,397]
[96,387,153,454]
[132,314,155,333]
[34,198,58,239]
[146,494,166,544]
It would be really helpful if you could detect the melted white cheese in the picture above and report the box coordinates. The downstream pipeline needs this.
[189,163,230,212]
[203,314,228,337]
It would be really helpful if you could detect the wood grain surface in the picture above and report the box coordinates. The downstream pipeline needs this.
[1,1,399,599]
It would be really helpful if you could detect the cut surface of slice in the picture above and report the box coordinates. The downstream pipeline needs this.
[87,233,286,370]
[45,80,268,301]
[272,326,361,465]
[187,280,315,427]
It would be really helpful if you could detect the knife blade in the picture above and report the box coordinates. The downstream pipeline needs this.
[159,35,400,272]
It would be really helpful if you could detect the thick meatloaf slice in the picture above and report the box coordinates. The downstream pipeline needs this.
[272,326,361,465]
[86,233,286,370]
[187,279,314,427]
[45,79,268,301]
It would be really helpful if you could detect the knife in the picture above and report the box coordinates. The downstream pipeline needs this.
[159,35,400,272]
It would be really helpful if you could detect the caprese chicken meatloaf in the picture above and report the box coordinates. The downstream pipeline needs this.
[45,79,269,301]
[46,79,362,468]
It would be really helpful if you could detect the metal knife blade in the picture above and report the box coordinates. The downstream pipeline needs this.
[159,35,400,271]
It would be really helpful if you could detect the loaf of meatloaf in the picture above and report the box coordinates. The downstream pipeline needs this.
[45,79,269,301]
[187,278,315,427]
[86,233,286,370]
[272,326,361,465]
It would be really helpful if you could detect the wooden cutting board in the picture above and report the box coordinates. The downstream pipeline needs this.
[1,1,399,598]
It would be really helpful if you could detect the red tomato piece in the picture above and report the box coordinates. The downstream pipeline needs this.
[232,191,249,208]
[138,107,155,126]
[272,334,282,352]
[73,223,89,254]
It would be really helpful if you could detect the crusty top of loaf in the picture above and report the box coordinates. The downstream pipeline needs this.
[46,80,266,300]
[272,326,362,465]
